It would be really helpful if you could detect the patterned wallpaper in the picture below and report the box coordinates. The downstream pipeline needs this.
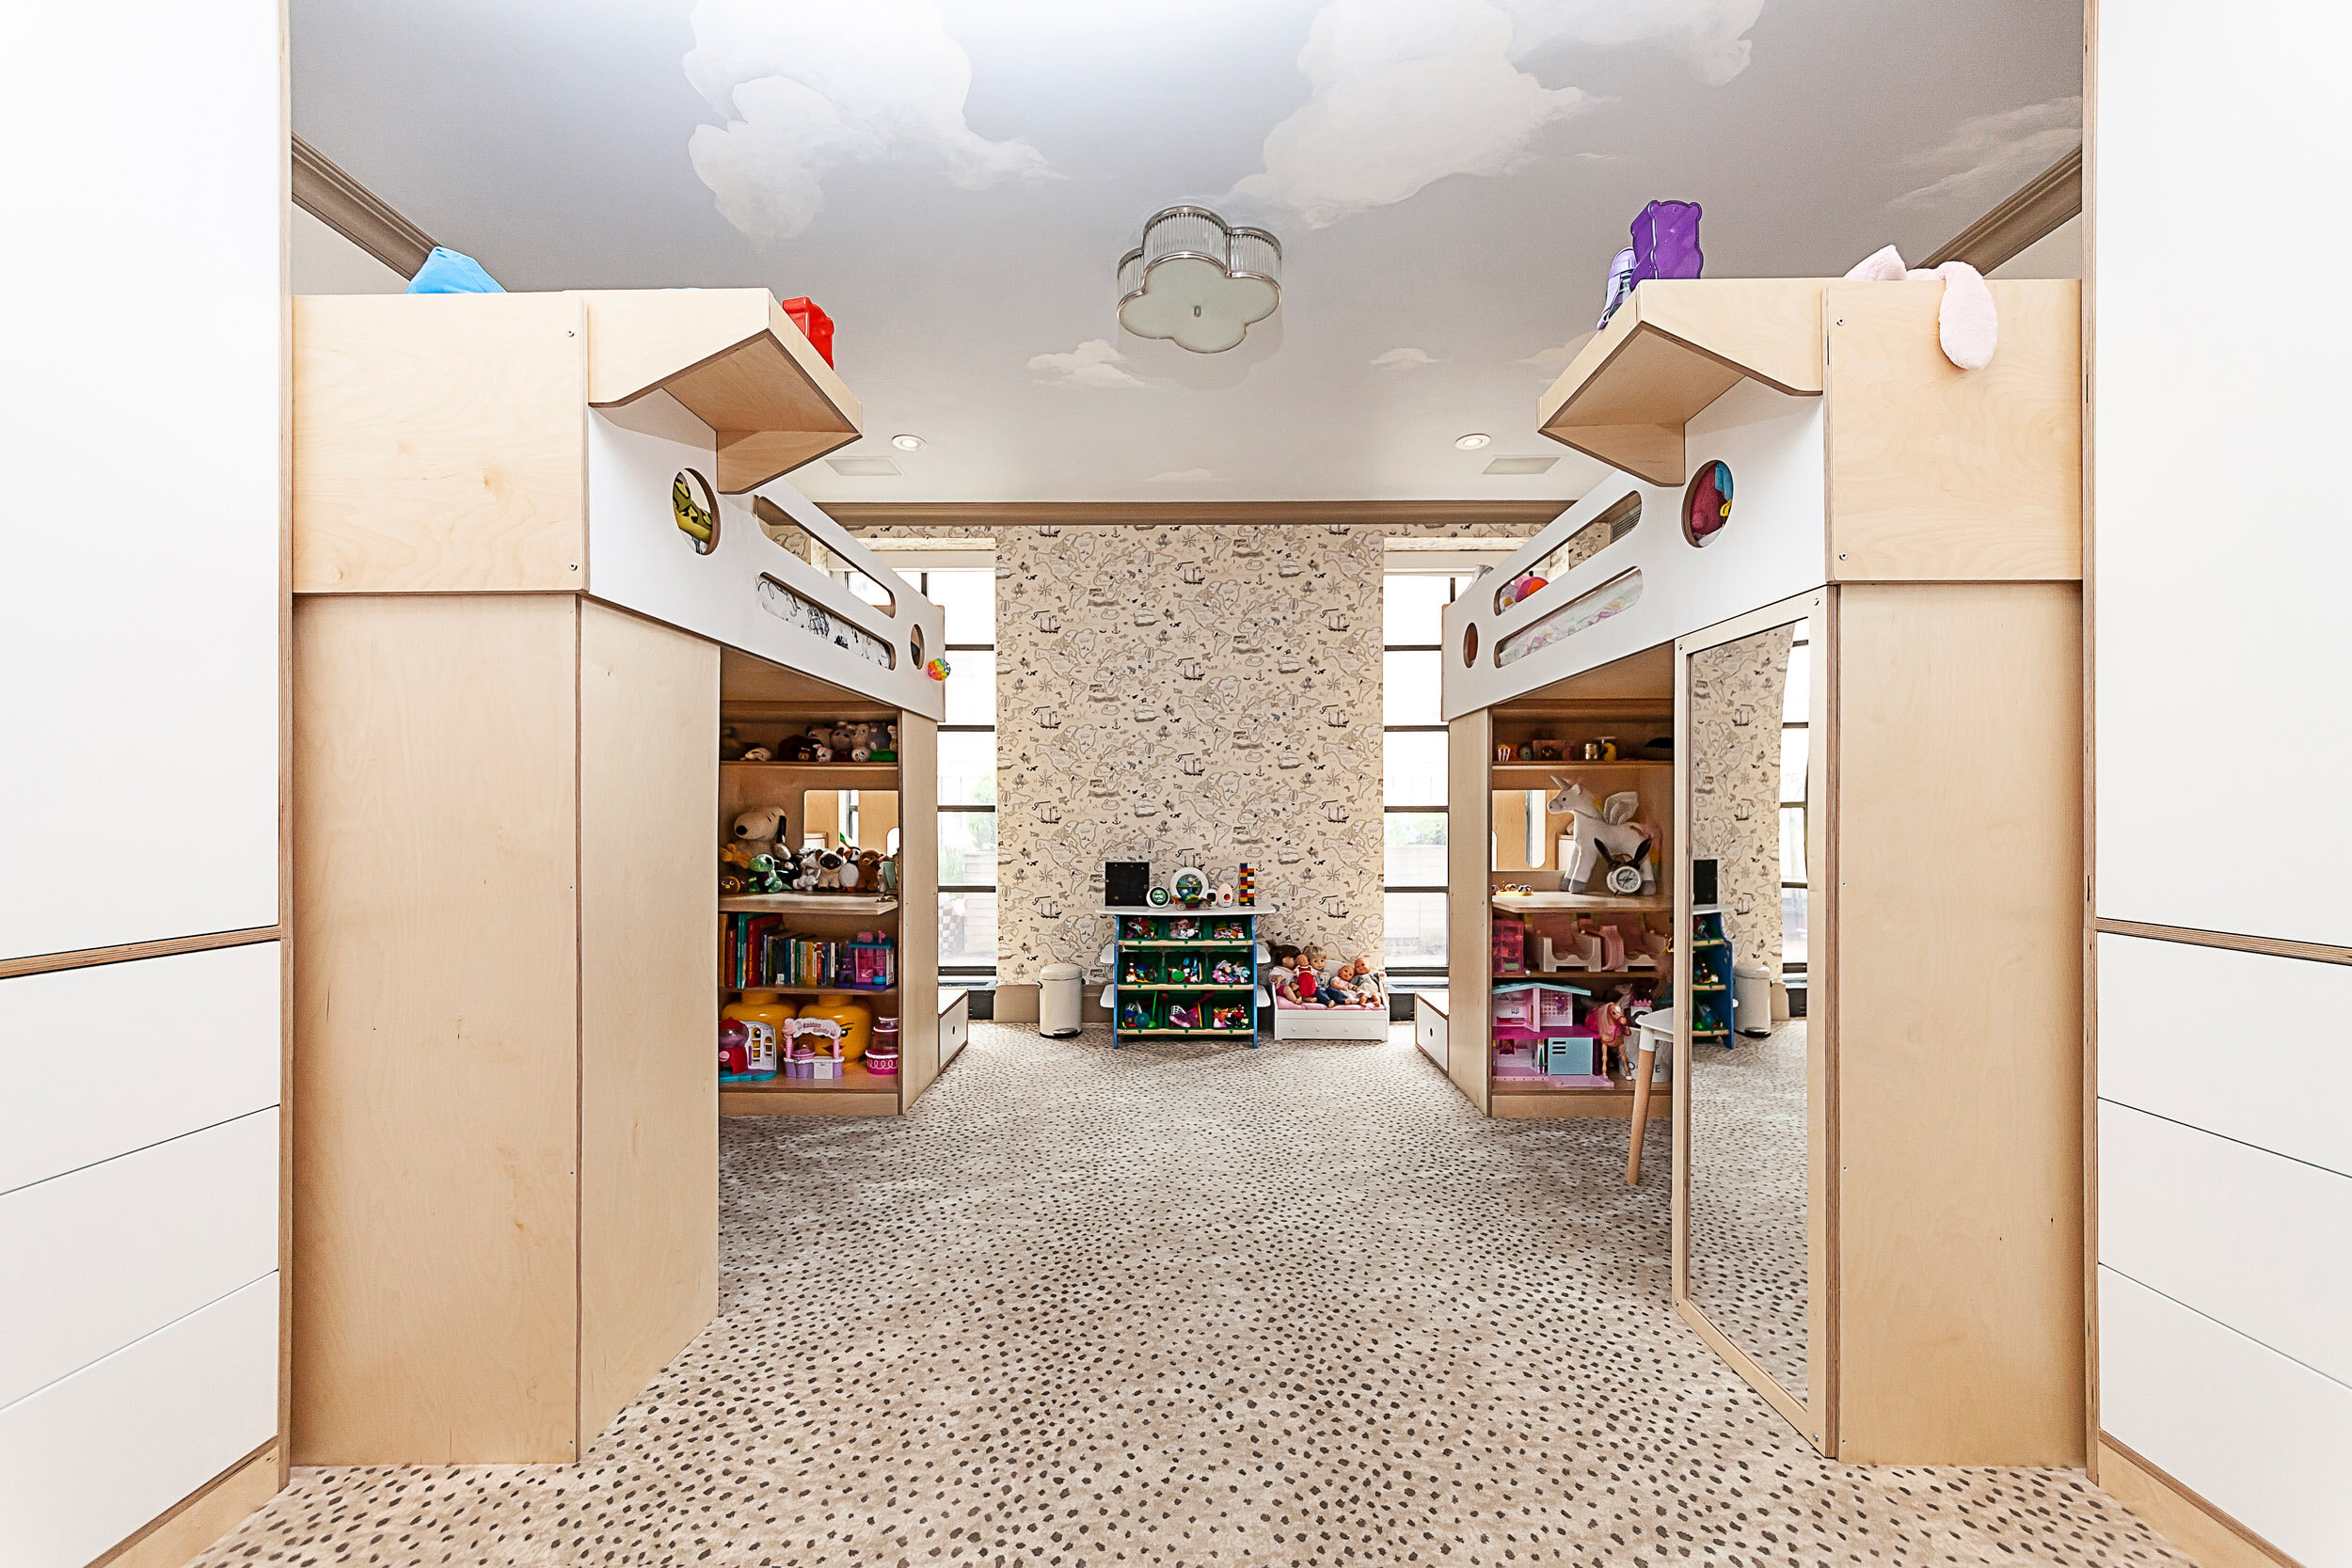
[839,516,1549,986]
[993,525,1389,985]
[1689,626,1794,976]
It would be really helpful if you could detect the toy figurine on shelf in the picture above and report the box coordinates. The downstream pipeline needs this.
[1210,957,1248,984]
[1120,996,1154,1032]
[1168,1002,1200,1030]
[1169,916,1201,941]
[1210,918,1247,941]
[745,854,790,895]
[1211,1004,1249,1031]
[1170,952,1203,984]
[1123,952,1156,986]
[1121,915,1153,941]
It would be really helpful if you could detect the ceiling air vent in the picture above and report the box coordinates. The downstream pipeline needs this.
[1483,454,1558,476]
[826,456,902,477]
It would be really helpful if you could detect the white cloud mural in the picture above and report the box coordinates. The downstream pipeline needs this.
[1894,93,2081,209]
[1370,347,1439,369]
[683,0,1052,245]
[1232,0,1764,228]
[1029,339,1149,389]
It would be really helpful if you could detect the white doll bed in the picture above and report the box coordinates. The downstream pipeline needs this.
[1272,999,1390,1041]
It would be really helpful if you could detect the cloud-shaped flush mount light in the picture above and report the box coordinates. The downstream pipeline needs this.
[1116,206,1280,355]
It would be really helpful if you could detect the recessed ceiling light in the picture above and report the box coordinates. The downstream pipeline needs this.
[890,434,925,451]
[1454,432,1491,450]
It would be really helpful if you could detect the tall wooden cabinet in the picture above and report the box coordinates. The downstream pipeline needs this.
[291,290,945,1462]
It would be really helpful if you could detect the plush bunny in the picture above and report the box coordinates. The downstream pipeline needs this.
[847,721,875,763]
[1549,780,1657,895]
[803,728,834,763]
[1843,245,1997,371]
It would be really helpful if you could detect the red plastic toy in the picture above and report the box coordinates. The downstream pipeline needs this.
[781,296,834,365]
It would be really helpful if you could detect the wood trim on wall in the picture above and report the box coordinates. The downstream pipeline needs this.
[89,1441,279,1568]
[1922,146,2084,272]
[0,926,283,982]
[2096,1436,2302,1568]
[2092,917,2352,968]
[824,499,1568,530]
[291,135,434,278]
[2080,0,2103,1479]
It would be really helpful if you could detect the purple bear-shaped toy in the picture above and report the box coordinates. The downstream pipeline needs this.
[1599,200,1704,328]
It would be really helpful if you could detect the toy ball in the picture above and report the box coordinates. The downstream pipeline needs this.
[925,656,952,681]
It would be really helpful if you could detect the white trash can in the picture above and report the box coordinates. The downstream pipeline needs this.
[1734,962,1773,1037]
[1040,962,1084,1037]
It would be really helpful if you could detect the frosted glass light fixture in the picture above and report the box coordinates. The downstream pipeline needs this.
[1116,206,1280,354]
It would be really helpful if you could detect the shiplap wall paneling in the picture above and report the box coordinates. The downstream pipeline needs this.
[0,1110,278,1412]
[2095,934,2350,1179]
[2099,1268,2351,1568]
[0,3,282,961]
[2091,7,2352,949]
[0,942,282,1196]
[0,1274,278,1568]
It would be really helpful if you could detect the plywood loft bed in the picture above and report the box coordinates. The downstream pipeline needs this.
[289,289,945,1464]
[1443,277,2086,1465]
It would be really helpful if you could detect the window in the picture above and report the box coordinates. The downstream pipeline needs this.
[1383,571,1482,980]
[921,569,996,983]
[1780,634,1809,976]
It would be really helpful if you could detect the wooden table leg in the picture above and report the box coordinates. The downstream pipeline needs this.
[1626,1043,1655,1185]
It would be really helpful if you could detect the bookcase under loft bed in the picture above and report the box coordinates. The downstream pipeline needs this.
[712,648,940,1117]
[1473,649,1680,1118]
[288,287,945,1464]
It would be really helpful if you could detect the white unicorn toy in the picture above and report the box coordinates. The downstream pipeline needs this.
[1548,778,1658,896]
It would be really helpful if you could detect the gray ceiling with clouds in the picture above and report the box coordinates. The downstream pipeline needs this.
[293,0,2081,504]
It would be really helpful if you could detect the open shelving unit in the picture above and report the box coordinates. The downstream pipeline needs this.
[1104,906,1263,1048]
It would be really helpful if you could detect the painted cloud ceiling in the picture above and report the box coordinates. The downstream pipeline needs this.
[293,0,2081,503]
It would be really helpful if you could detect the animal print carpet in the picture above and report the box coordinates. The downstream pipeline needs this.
[1685,1020,1810,1393]
[199,1023,2184,1567]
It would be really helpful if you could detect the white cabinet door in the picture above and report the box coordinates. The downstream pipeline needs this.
[0,1110,278,1408]
[0,942,281,1195]
[0,1274,278,1568]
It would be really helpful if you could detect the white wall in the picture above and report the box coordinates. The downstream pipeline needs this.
[2091,8,2352,1566]
[292,203,409,293]
[1991,213,2080,279]
[0,4,285,1562]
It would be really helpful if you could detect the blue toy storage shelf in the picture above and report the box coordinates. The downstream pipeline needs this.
[1102,906,1263,1049]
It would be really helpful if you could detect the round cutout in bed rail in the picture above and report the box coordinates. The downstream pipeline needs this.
[1462,622,1478,667]
[672,468,720,555]
[1681,459,1732,548]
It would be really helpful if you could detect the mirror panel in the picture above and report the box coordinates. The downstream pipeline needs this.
[799,789,900,856]
[1682,614,1811,1399]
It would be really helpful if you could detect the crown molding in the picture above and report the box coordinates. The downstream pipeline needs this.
[291,135,435,279]
[1922,145,2082,272]
[820,499,1566,530]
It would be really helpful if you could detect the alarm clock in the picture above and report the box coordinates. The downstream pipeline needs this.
[1169,867,1209,907]
[1605,862,1645,895]
[1147,884,1172,908]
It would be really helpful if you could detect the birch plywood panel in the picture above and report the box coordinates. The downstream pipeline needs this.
[293,293,586,593]
[292,594,581,1462]
[578,602,720,1444]
[898,712,942,1106]
[1826,280,2082,582]
[1446,711,1491,1113]
[1830,582,2084,1464]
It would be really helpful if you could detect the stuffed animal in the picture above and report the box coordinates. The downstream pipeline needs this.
[1843,244,1997,371]
[834,847,862,893]
[745,854,789,895]
[858,849,882,891]
[803,728,834,762]
[720,726,749,761]
[796,847,826,892]
[1548,779,1658,895]
[846,722,875,763]
[740,745,775,763]
[814,848,848,890]
[732,805,788,858]
[827,722,857,756]
[870,723,899,763]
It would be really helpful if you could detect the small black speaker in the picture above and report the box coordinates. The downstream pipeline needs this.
[1691,858,1718,906]
[1104,861,1152,907]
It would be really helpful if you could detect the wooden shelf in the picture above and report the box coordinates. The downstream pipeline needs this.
[718,1059,897,1093]
[1491,761,1669,784]
[721,760,898,782]
[1120,1029,1257,1038]
[1493,1074,1674,1096]
[580,289,860,492]
[719,894,898,914]
[1492,969,1661,983]
[721,984,896,996]
[1492,893,1670,912]
[1535,278,1827,485]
